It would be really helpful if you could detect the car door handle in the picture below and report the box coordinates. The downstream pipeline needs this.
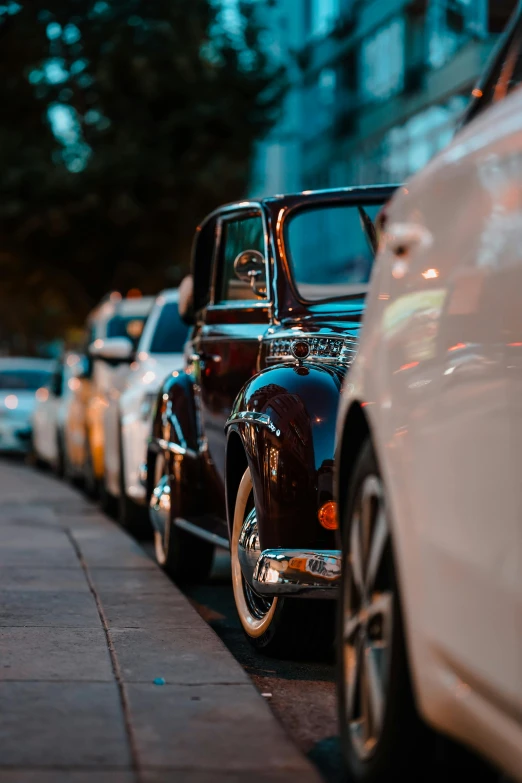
[387,223,433,257]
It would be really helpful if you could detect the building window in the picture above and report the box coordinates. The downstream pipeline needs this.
[428,0,488,69]
[360,18,405,102]
[308,0,340,38]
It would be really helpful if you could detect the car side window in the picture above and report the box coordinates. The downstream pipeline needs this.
[215,215,266,303]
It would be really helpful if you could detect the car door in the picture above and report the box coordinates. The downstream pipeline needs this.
[379,20,522,717]
[195,208,270,486]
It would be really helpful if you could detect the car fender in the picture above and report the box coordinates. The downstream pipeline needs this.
[148,370,205,519]
[225,362,344,551]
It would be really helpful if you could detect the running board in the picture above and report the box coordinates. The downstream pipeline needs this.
[174,517,230,550]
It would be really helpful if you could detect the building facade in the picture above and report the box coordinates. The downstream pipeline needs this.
[251,0,517,195]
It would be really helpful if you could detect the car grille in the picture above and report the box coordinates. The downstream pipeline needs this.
[266,336,358,367]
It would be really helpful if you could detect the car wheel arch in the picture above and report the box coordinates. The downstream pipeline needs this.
[225,430,249,541]
[336,401,372,530]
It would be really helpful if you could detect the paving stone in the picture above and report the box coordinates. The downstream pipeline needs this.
[0,568,88,592]
[0,540,78,568]
[90,568,175,596]
[0,774,136,783]
[0,526,71,549]
[127,683,314,773]
[0,628,113,681]
[142,772,320,783]
[103,593,197,630]
[0,682,131,767]
[0,590,100,627]
[110,627,249,685]
[71,529,155,570]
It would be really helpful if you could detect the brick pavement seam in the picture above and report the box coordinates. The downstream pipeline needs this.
[66,529,142,783]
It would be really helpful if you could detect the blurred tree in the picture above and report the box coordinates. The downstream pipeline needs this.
[0,0,284,351]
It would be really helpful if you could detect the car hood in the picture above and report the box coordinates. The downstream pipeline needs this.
[0,390,38,416]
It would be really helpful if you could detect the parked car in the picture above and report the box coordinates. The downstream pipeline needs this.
[147,185,396,655]
[335,8,522,782]
[32,351,87,474]
[0,358,53,453]
[103,288,188,531]
[65,294,153,495]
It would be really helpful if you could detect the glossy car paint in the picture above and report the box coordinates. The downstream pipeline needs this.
[150,186,396,551]
[0,358,53,453]
[336,77,522,783]
[103,289,185,501]
[65,296,154,481]
[32,353,85,468]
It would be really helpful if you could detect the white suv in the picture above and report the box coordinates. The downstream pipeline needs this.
[335,9,522,783]
[103,288,188,533]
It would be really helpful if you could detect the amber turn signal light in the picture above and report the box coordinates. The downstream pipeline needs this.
[318,500,338,530]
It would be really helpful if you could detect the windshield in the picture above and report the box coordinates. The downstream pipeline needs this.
[150,301,189,354]
[285,203,382,301]
[107,314,147,342]
[0,369,52,390]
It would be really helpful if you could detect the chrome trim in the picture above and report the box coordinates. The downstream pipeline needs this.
[173,517,229,550]
[157,437,198,459]
[237,507,260,584]
[252,548,341,598]
[226,410,269,428]
[149,475,170,535]
[264,334,358,367]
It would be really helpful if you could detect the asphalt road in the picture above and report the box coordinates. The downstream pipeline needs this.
[161,547,344,783]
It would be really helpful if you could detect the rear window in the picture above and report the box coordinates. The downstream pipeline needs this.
[150,301,189,354]
[0,370,51,390]
[107,314,147,342]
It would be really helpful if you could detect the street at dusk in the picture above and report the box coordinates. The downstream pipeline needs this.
[1,1,522,781]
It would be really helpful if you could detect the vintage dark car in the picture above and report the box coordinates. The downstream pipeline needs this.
[147,185,397,655]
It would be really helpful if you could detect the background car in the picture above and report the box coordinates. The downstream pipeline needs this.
[147,186,395,656]
[32,352,87,474]
[103,288,188,531]
[65,294,153,495]
[0,357,54,453]
[335,8,522,782]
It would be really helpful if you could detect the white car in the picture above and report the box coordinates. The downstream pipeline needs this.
[103,288,188,532]
[335,10,522,783]
[65,294,154,495]
[0,358,54,453]
[32,352,86,474]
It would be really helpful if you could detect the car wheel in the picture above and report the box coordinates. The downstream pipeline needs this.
[231,467,334,658]
[118,426,150,539]
[337,438,496,783]
[152,453,214,583]
[55,431,65,479]
[99,475,118,518]
[83,437,99,499]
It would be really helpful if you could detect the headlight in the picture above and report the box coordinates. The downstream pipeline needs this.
[140,392,157,421]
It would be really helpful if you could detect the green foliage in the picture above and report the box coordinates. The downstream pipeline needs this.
[0,0,284,350]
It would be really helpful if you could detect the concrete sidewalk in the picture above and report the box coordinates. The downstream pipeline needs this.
[0,460,322,783]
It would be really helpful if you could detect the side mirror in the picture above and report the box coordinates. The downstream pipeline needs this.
[178,274,195,325]
[89,337,134,363]
[233,249,266,297]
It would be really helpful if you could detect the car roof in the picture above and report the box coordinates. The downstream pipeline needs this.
[156,288,179,303]
[0,358,54,371]
[117,296,154,316]
[198,184,400,227]
[262,183,400,207]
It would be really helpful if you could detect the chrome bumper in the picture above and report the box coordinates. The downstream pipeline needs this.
[252,549,341,599]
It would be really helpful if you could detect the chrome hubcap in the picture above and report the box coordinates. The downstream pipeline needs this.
[238,507,273,620]
[343,474,392,761]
